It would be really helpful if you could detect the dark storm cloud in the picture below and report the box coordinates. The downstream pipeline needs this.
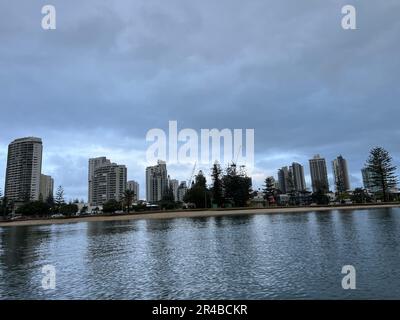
[1,0,399,199]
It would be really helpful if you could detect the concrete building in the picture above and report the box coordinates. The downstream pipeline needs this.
[290,162,306,192]
[92,162,127,206]
[169,178,179,201]
[277,166,289,193]
[177,181,188,202]
[5,137,43,201]
[40,174,54,201]
[146,160,168,203]
[88,157,112,206]
[332,155,350,193]
[309,154,329,193]
[127,180,139,201]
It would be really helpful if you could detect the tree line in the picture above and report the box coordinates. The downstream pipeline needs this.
[0,186,82,217]
[178,162,253,209]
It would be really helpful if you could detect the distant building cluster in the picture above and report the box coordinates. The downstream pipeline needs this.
[272,155,351,195]
[145,160,188,204]
[277,162,306,193]
[2,136,397,209]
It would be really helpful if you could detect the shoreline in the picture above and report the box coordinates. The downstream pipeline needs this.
[1,203,400,228]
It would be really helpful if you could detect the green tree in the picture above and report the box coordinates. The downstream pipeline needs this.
[0,190,8,218]
[184,170,211,208]
[263,177,276,205]
[16,201,51,216]
[80,205,88,215]
[54,186,65,209]
[102,199,121,213]
[122,189,136,213]
[351,188,372,204]
[160,185,176,210]
[222,164,252,207]
[46,194,55,206]
[365,147,398,202]
[59,203,79,216]
[211,162,224,207]
[312,190,330,205]
[314,180,329,195]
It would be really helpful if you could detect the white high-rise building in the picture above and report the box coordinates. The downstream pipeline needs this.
[5,137,43,201]
[290,162,306,192]
[127,180,139,201]
[92,162,127,206]
[146,160,168,203]
[309,154,329,193]
[40,174,54,201]
[332,155,350,193]
[277,166,289,193]
[88,157,111,206]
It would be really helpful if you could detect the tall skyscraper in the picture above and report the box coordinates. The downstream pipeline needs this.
[88,157,111,205]
[5,137,43,201]
[177,181,188,202]
[146,160,168,203]
[332,155,350,193]
[309,154,329,193]
[127,180,139,201]
[277,166,289,193]
[92,162,127,206]
[169,178,179,201]
[40,174,54,201]
[290,162,306,192]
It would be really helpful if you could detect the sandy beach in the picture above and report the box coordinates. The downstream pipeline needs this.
[1,203,400,227]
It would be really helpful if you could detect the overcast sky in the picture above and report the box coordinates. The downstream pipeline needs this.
[1,0,400,201]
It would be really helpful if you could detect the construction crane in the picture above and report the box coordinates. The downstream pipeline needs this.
[233,145,242,165]
[187,162,197,188]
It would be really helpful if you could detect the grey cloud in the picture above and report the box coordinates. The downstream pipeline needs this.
[1,0,400,199]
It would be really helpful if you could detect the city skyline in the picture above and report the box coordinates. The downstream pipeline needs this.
[1,135,397,202]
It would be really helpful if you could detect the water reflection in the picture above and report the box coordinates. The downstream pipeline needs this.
[1,208,400,299]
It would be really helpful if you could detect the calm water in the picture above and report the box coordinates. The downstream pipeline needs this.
[1,208,400,299]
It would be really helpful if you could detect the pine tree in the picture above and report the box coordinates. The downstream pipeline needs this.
[365,147,398,202]
[122,189,136,213]
[184,171,210,208]
[263,177,276,205]
[54,186,65,210]
[222,163,252,207]
[211,162,224,207]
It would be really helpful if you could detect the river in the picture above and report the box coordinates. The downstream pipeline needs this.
[1,208,400,299]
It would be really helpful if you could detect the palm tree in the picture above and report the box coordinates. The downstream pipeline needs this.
[122,190,136,213]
